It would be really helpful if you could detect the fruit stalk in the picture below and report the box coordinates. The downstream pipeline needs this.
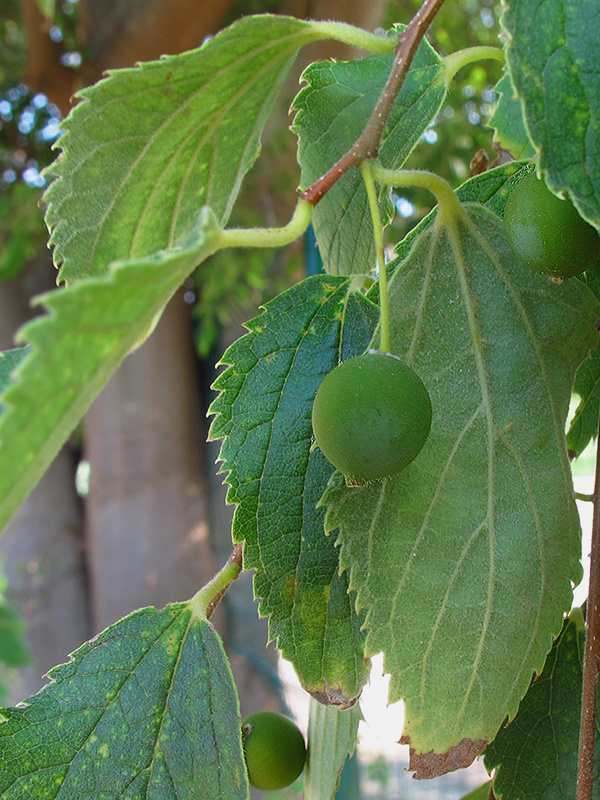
[360,160,390,353]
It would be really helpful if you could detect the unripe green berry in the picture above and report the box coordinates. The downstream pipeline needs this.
[242,711,306,791]
[504,171,600,278]
[311,351,432,484]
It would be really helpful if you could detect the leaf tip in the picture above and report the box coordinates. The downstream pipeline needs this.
[399,736,488,779]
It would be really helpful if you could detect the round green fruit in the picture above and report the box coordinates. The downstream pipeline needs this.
[311,351,432,484]
[241,712,306,791]
[503,171,600,278]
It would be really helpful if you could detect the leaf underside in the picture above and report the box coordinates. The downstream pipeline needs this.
[293,31,446,275]
[209,274,379,703]
[304,699,362,800]
[44,14,318,283]
[322,203,598,771]
[0,604,249,799]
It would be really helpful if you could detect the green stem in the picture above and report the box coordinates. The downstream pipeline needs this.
[217,199,313,250]
[191,542,244,620]
[369,163,465,227]
[443,45,505,85]
[310,20,397,54]
[360,161,391,353]
[576,493,595,503]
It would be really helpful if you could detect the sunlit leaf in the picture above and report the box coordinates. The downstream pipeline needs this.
[0,209,220,535]
[0,603,248,798]
[322,202,598,773]
[44,15,319,283]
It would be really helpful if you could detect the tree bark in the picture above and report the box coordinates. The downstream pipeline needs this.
[0,252,90,704]
[84,292,215,630]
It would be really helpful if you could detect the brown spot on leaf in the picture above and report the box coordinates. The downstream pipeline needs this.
[399,736,487,779]
[284,575,296,602]
[307,681,361,710]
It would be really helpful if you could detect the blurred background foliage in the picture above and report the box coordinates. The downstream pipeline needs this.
[0,0,504,353]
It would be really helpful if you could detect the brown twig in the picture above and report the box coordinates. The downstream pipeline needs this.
[300,0,447,206]
[577,408,600,800]
[205,541,244,620]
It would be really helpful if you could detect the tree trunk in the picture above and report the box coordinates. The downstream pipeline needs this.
[0,252,90,704]
[84,292,216,630]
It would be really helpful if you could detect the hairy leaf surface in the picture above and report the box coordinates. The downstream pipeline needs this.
[304,699,361,800]
[293,33,446,275]
[323,204,598,770]
[485,609,600,799]
[0,209,220,535]
[488,73,536,160]
[209,275,378,702]
[0,604,248,798]
[503,0,600,224]
[566,268,600,457]
[44,15,319,283]
[0,349,28,417]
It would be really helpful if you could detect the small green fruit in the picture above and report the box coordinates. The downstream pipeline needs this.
[311,351,432,484]
[242,711,306,791]
[503,171,600,278]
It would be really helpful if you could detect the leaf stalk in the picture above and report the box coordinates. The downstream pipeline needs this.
[310,21,397,55]
[192,542,244,620]
[443,45,505,85]
[369,164,464,226]
[217,199,312,251]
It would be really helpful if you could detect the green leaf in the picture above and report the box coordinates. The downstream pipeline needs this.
[459,782,493,800]
[322,204,599,774]
[293,32,446,275]
[485,608,600,800]
[488,73,536,160]
[304,698,361,800]
[0,349,28,417]
[502,0,600,225]
[209,275,378,703]
[44,14,320,283]
[0,603,249,799]
[566,267,600,457]
[567,349,600,457]
[0,208,220,535]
